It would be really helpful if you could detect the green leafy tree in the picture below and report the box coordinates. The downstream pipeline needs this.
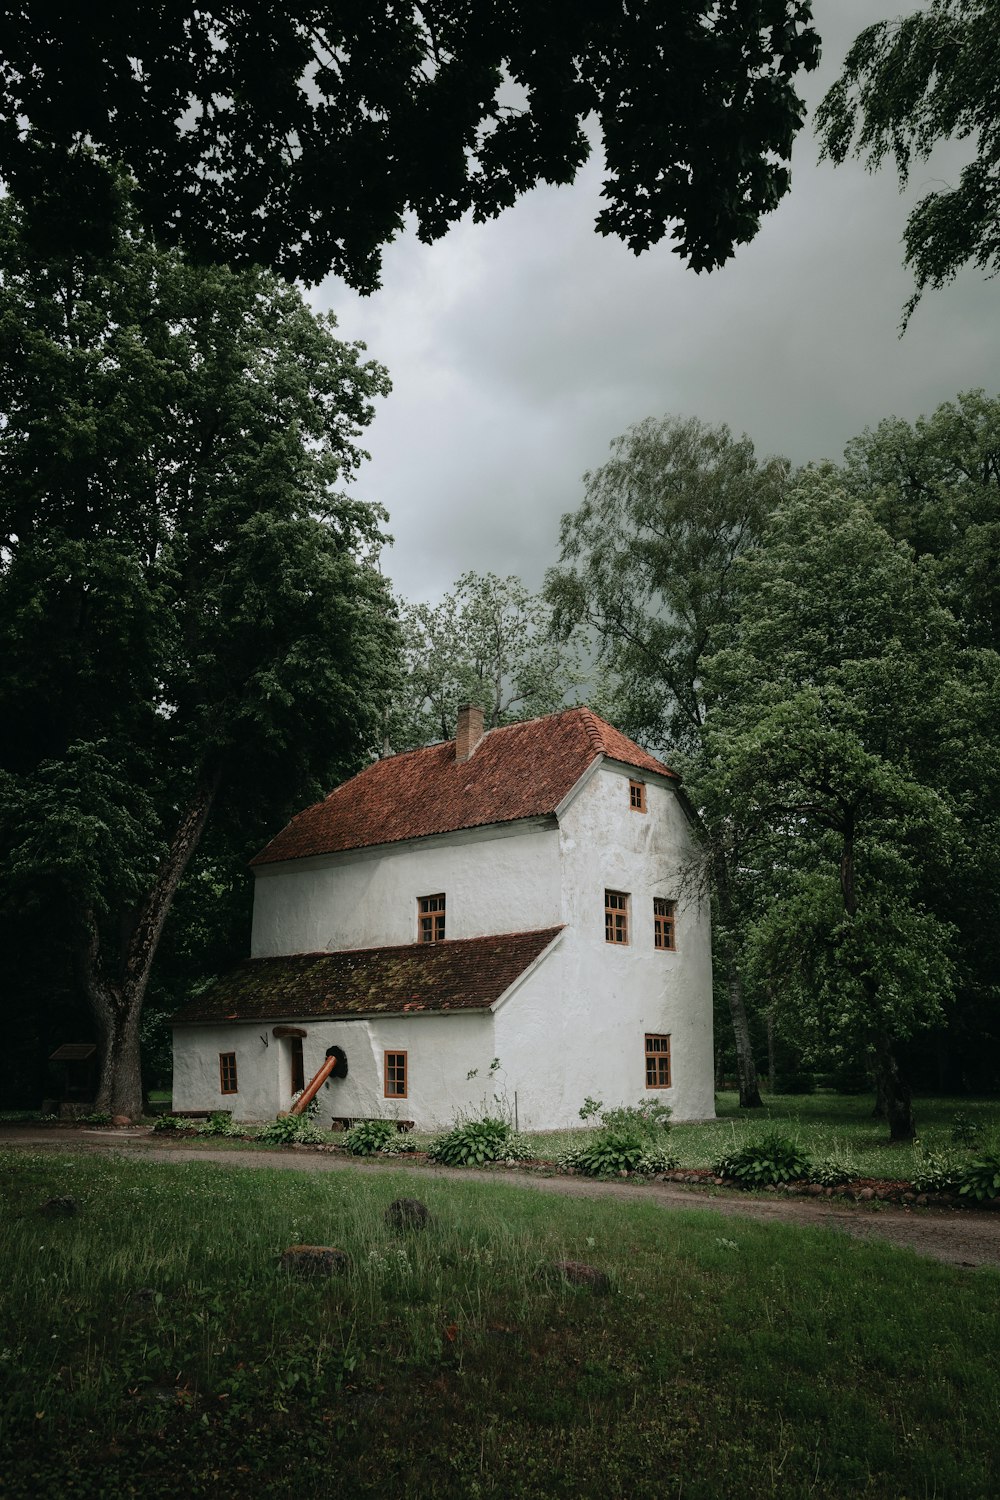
[842,391,1000,1089]
[0,176,399,1117]
[0,4,819,289]
[703,472,972,1139]
[389,571,588,751]
[546,414,790,1108]
[816,2,1000,323]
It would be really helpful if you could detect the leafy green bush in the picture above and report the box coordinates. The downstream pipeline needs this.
[257,1114,327,1146]
[344,1119,397,1156]
[427,1117,533,1167]
[151,1115,197,1133]
[909,1147,959,1194]
[599,1101,672,1138]
[809,1157,852,1187]
[80,1112,113,1125]
[713,1133,812,1187]
[636,1144,679,1175]
[957,1155,1000,1202]
[563,1130,647,1178]
[951,1111,982,1148]
[196,1111,239,1137]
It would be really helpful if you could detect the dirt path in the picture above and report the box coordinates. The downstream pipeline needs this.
[5,1126,1000,1271]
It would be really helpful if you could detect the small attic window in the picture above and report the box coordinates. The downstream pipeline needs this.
[629,779,646,812]
[418,893,446,943]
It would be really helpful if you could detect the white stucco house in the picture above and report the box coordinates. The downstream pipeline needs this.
[170,705,715,1131]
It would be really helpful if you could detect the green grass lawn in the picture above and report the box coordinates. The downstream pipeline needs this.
[2,1149,998,1498]
[436,1090,1000,1181]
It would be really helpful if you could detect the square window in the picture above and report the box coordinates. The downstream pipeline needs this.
[653,897,676,951]
[384,1050,408,1098]
[645,1034,671,1089]
[417,893,446,943]
[219,1052,238,1095]
[605,889,629,944]
[629,779,646,812]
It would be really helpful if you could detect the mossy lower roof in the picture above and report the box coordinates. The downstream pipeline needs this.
[172,927,564,1025]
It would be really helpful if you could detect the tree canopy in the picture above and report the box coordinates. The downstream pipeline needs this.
[816,2,1000,322]
[0,176,399,1114]
[0,2,819,290]
[388,571,588,751]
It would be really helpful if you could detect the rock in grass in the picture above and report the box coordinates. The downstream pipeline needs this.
[384,1198,431,1232]
[40,1196,79,1217]
[280,1245,350,1277]
[543,1260,612,1295]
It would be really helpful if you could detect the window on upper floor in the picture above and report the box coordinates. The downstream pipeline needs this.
[384,1050,408,1098]
[417,893,446,943]
[219,1052,238,1095]
[653,897,676,951]
[629,779,647,812]
[605,889,629,944]
[645,1034,671,1089]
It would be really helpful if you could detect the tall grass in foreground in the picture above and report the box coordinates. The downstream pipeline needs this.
[2,1150,998,1499]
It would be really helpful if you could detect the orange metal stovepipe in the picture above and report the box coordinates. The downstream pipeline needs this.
[289,1053,337,1115]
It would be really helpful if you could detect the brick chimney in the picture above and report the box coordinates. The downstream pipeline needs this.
[455,703,485,763]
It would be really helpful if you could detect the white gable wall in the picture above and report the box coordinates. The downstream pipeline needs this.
[172,1011,499,1128]
[548,763,714,1123]
[251,819,561,956]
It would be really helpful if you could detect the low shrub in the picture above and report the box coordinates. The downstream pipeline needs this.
[713,1133,812,1187]
[257,1113,327,1146]
[196,1111,238,1138]
[599,1100,672,1138]
[151,1115,196,1133]
[636,1144,679,1175]
[951,1111,982,1148]
[344,1119,397,1156]
[957,1155,1000,1202]
[909,1147,959,1194]
[562,1129,647,1178]
[809,1157,852,1187]
[428,1117,533,1167]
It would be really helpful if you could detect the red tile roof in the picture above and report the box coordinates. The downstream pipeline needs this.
[252,706,676,866]
[171,928,563,1024]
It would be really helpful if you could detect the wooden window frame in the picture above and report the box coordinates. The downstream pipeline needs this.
[653,897,677,951]
[629,779,647,812]
[645,1034,671,1089]
[605,889,629,945]
[219,1051,238,1095]
[384,1050,408,1099]
[417,893,446,943]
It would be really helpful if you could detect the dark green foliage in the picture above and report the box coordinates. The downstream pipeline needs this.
[257,1114,326,1146]
[0,172,399,1114]
[428,1118,531,1167]
[0,7,819,291]
[952,1112,982,1148]
[809,1159,852,1188]
[571,1131,648,1178]
[713,1133,812,1187]
[817,2,1000,321]
[908,1150,959,1195]
[344,1119,398,1157]
[957,1156,1000,1202]
[598,1101,672,1138]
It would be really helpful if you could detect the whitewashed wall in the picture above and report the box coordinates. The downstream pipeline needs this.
[251,819,560,956]
[176,757,715,1130]
[171,1012,499,1129]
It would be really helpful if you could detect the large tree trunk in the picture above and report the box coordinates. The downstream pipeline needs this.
[874,1034,915,1142]
[77,771,220,1119]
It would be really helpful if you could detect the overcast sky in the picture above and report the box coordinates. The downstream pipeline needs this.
[311,2,999,607]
